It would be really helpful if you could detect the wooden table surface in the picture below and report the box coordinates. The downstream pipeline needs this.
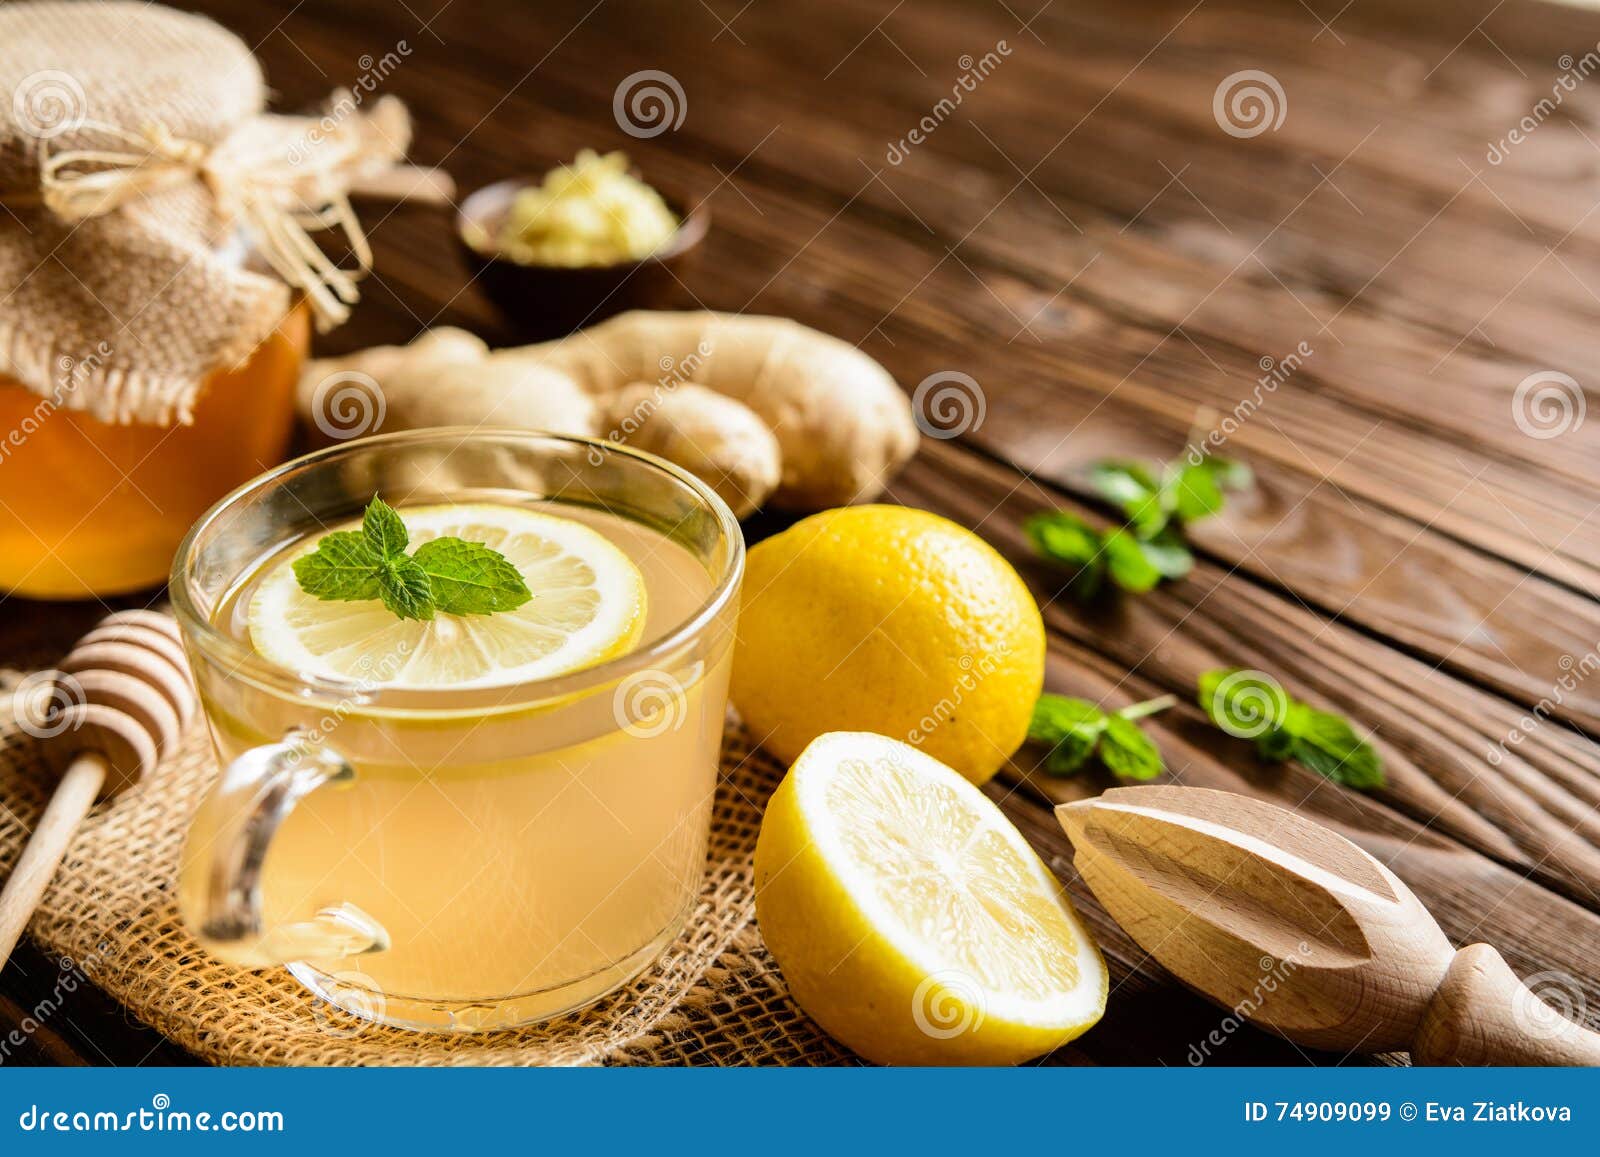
[7,0,1600,1065]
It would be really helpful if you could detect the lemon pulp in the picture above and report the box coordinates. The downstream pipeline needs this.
[755,732,1107,1065]
[247,503,646,688]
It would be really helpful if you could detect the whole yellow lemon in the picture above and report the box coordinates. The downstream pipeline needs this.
[732,506,1045,784]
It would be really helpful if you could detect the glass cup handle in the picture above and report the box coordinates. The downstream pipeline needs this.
[180,734,390,968]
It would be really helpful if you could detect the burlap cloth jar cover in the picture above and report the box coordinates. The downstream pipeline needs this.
[0,3,847,1065]
[0,1,410,423]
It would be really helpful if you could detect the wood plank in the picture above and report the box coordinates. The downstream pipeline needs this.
[321,90,1600,738]
[860,0,1600,258]
[524,0,1600,344]
[392,0,1600,604]
[895,443,1600,1064]
[748,14,1596,450]
[11,0,1589,1068]
[894,441,1600,907]
[466,0,1600,587]
[232,0,1600,889]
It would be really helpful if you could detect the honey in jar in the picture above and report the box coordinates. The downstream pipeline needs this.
[0,303,309,599]
[0,2,416,600]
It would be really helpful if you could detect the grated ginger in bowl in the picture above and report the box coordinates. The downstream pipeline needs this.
[484,150,680,266]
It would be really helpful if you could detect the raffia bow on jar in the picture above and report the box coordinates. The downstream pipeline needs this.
[0,0,445,425]
[35,102,416,331]
[0,1,447,599]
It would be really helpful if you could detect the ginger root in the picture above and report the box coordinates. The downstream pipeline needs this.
[296,311,918,516]
[603,383,781,514]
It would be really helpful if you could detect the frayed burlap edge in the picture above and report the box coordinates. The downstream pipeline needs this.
[0,662,834,1065]
[0,241,290,427]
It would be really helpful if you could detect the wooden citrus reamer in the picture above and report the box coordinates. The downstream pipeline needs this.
[0,610,196,968]
[1057,785,1600,1065]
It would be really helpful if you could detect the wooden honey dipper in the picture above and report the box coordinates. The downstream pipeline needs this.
[0,609,196,969]
[1057,785,1600,1066]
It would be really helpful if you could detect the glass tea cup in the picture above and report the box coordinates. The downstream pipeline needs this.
[171,429,744,1031]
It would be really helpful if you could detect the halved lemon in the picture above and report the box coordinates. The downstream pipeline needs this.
[755,732,1107,1065]
[248,504,646,688]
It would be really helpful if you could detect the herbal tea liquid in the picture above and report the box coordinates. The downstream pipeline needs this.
[188,501,729,1027]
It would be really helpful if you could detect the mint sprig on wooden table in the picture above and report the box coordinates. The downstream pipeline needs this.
[1026,455,1251,598]
[293,498,532,622]
[1028,692,1175,780]
[1199,667,1386,790]
[1092,456,1252,534]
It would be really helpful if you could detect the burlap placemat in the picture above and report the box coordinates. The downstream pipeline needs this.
[0,665,847,1066]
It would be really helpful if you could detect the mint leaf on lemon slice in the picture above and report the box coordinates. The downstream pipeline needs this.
[412,536,534,616]
[294,497,532,622]
[262,503,645,688]
[290,530,384,603]
[362,496,411,560]
[376,555,437,622]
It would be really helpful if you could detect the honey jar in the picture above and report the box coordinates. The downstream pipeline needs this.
[0,1,417,598]
[0,302,309,598]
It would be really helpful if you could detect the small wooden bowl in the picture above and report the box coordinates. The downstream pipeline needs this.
[456,176,709,340]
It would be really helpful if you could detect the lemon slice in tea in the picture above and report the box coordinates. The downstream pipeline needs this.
[755,732,1108,1065]
[248,504,646,688]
